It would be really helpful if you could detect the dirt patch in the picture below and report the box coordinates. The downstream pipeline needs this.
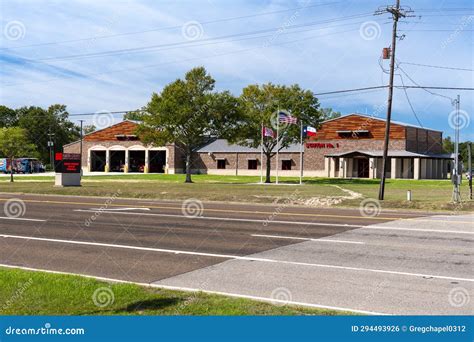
[252,185,363,207]
[300,186,363,207]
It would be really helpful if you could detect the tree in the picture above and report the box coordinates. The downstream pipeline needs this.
[0,105,18,127]
[16,105,80,163]
[321,107,341,120]
[137,67,241,183]
[124,109,146,121]
[460,141,473,172]
[442,136,454,153]
[443,137,473,172]
[83,124,96,135]
[232,83,322,183]
[0,127,37,182]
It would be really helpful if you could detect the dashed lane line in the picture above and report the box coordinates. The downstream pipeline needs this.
[1,233,472,283]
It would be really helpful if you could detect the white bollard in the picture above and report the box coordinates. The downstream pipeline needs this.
[407,190,412,201]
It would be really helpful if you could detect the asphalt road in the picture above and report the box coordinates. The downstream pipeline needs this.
[0,192,472,315]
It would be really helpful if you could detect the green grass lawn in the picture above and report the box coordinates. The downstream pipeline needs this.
[0,174,472,211]
[0,267,346,315]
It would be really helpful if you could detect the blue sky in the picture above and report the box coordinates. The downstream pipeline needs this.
[0,0,472,140]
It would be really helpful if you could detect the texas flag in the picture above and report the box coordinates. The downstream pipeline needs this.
[262,126,275,138]
[303,126,317,137]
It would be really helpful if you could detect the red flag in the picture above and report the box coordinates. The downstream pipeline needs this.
[262,126,275,138]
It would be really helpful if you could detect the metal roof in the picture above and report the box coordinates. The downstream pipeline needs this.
[197,139,301,153]
[325,150,453,159]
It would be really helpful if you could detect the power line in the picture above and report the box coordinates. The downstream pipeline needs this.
[63,86,472,116]
[314,86,388,96]
[398,86,474,91]
[0,2,341,51]
[12,83,471,118]
[316,85,474,96]
[395,63,453,101]
[27,19,376,63]
[315,88,387,100]
[396,73,423,127]
[399,29,474,31]
[2,26,367,87]
[414,8,474,11]
[27,12,375,62]
[69,110,145,117]
[411,14,474,17]
[399,61,474,72]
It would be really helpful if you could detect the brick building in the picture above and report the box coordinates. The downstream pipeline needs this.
[63,114,453,179]
[63,121,182,174]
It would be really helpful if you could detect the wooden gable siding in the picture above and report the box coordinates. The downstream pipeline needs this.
[310,114,406,140]
[84,121,139,141]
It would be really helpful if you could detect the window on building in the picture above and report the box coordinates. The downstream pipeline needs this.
[282,160,292,170]
[335,157,340,172]
[248,159,258,170]
[337,130,352,138]
[217,159,226,169]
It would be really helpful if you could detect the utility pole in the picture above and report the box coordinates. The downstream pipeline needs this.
[376,0,413,200]
[468,141,472,200]
[47,131,55,171]
[452,95,461,203]
[79,120,84,175]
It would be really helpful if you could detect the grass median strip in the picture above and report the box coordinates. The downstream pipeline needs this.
[0,267,349,315]
[0,174,472,211]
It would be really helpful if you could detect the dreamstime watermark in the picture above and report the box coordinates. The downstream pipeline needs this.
[3,198,26,218]
[181,198,204,217]
[1,278,33,311]
[269,109,293,131]
[441,15,473,49]
[92,110,115,129]
[448,287,470,308]
[3,20,26,41]
[92,287,115,308]
[181,21,204,41]
[83,15,118,50]
[359,198,381,217]
[5,323,85,336]
[84,190,122,227]
[262,0,309,48]
[175,293,200,314]
[263,190,299,226]
[270,287,292,306]
[359,21,381,41]
[448,109,470,131]
[351,105,385,138]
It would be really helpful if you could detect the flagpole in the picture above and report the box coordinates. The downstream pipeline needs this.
[276,108,279,185]
[260,122,264,184]
[299,120,303,185]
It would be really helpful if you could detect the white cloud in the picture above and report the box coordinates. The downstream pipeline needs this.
[0,0,472,139]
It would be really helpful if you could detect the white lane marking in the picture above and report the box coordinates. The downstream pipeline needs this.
[1,233,472,283]
[0,263,384,315]
[73,209,474,234]
[0,216,45,222]
[251,234,365,245]
[363,226,474,235]
[73,209,362,228]
[89,207,151,211]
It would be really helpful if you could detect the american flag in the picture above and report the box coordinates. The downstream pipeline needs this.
[278,111,298,124]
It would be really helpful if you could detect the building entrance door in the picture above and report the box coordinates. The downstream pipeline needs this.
[357,158,370,178]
